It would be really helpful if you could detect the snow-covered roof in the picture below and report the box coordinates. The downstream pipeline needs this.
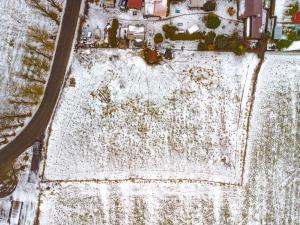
[187,24,200,34]
[128,25,145,34]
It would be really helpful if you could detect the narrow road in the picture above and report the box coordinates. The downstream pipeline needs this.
[0,0,83,166]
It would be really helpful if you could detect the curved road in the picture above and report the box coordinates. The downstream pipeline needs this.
[0,0,83,166]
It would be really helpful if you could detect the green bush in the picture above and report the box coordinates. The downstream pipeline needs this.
[163,24,206,41]
[286,3,299,16]
[198,41,208,51]
[275,39,293,50]
[206,13,221,29]
[204,31,216,44]
[215,35,231,49]
[163,24,178,34]
[109,19,119,48]
[234,44,246,56]
[201,1,216,12]
[154,33,164,44]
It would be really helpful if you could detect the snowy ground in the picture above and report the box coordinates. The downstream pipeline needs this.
[37,52,300,225]
[0,0,48,112]
[0,145,41,225]
[0,0,60,146]
[43,50,259,184]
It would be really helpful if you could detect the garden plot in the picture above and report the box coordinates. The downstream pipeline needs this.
[44,50,259,183]
[39,53,300,225]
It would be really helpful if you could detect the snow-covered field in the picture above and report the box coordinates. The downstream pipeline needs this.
[0,0,48,112]
[0,0,61,146]
[44,50,259,184]
[37,52,300,225]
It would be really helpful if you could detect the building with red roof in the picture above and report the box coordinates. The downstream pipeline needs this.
[127,0,142,10]
[293,12,300,24]
[239,0,264,39]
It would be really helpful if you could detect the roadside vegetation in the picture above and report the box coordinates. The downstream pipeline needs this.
[0,0,62,147]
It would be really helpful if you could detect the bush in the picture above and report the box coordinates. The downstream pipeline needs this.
[204,31,216,44]
[275,39,293,50]
[108,19,119,48]
[201,1,216,12]
[227,7,236,16]
[234,44,246,56]
[286,3,299,17]
[154,33,164,44]
[215,35,230,49]
[198,41,208,51]
[162,24,206,41]
[163,24,178,34]
[205,13,221,29]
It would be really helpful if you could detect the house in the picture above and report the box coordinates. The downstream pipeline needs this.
[128,25,145,41]
[127,0,142,10]
[239,0,264,39]
[293,12,300,24]
[188,0,205,8]
[144,0,168,17]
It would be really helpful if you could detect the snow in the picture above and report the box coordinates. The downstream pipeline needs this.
[0,0,60,146]
[285,40,300,51]
[37,52,300,225]
[0,0,46,111]
[43,50,259,184]
[0,147,40,225]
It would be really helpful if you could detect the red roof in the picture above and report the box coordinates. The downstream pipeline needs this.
[293,12,300,24]
[242,0,263,17]
[127,0,142,9]
[148,49,158,64]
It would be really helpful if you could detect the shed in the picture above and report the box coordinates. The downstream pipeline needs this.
[188,0,205,8]
[187,24,200,34]
[127,0,142,9]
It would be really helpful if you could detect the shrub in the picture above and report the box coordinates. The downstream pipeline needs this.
[215,35,230,49]
[275,39,293,50]
[205,13,221,29]
[204,31,216,44]
[163,24,178,34]
[286,3,299,17]
[198,41,207,51]
[227,7,236,16]
[108,18,119,48]
[162,24,206,41]
[234,44,246,56]
[201,1,216,12]
[154,33,164,44]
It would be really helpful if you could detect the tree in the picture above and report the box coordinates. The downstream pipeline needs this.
[215,35,230,49]
[108,19,119,48]
[154,33,164,44]
[201,1,216,12]
[275,39,293,50]
[27,0,60,25]
[205,13,221,29]
[234,44,246,56]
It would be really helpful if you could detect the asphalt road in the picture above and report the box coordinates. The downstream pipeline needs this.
[0,0,83,166]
